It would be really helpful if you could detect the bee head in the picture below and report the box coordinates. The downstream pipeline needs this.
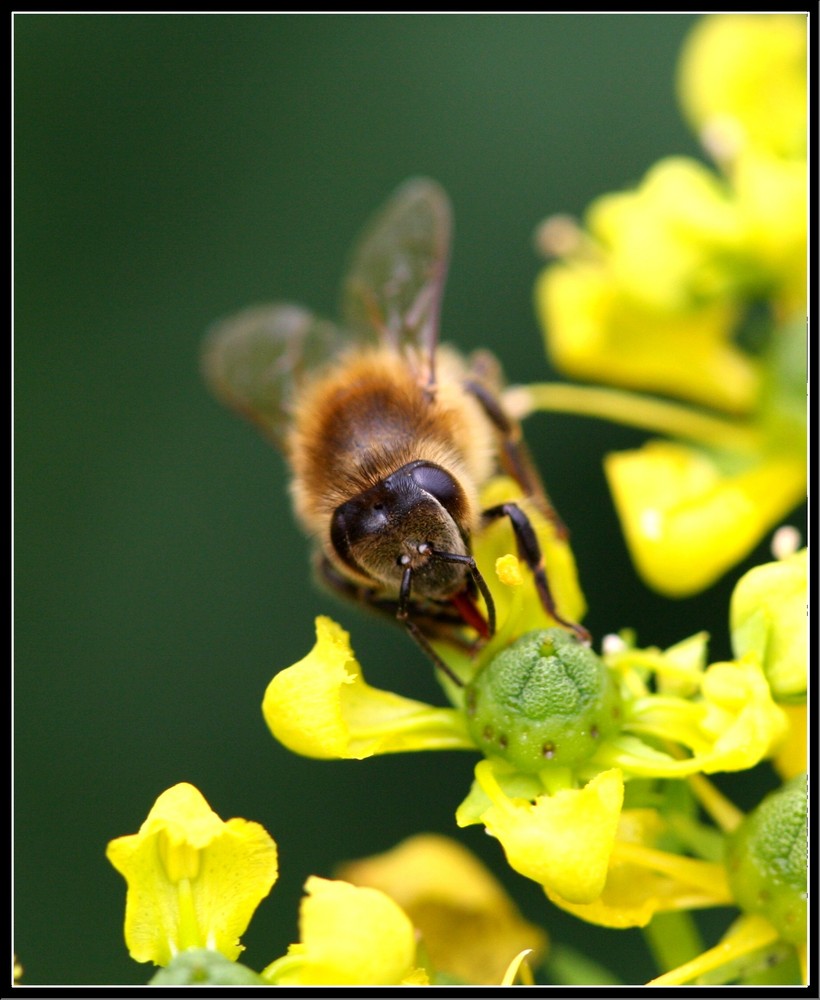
[329,461,472,600]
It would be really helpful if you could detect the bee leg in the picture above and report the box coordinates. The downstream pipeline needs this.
[464,374,568,539]
[482,502,591,644]
[424,548,496,637]
[397,563,464,687]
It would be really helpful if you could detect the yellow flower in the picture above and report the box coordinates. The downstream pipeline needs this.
[544,808,732,928]
[262,616,473,758]
[677,13,807,161]
[106,783,278,966]
[603,442,805,597]
[603,646,787,777]
[535,239,755,417]
[262,876,423,986]
[772,704,806,781]
[730,547,807,701]
[457,761,624,905]
[531,14,806,598]
[337,833,547,985]
[731,151,807,314]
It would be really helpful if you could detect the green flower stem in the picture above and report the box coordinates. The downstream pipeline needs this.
[646,915,780,987]
[643,910,705,977]
[260,953,304,985]
[504,383,762,453]
[612,841,731,899]
[687,773,744,833]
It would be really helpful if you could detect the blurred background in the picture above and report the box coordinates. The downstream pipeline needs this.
[14,13,802,987]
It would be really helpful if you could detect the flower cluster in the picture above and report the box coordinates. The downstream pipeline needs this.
[524,12,806,597]
[106,783,542,986]
[103,13,806,988]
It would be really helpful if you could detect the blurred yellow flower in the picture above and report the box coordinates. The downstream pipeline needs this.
[603,442,805,597]
[106,783,278,966]
[677,13,807,161]
[772,704,806,781]
[337,832,547,985]
[531,13,806,598]
[262,876,423,986]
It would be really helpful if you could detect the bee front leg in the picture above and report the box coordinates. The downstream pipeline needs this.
[482,502,590,644]
[316,553,465,686]
[397,563,464,687]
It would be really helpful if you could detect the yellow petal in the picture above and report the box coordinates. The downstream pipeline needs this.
[536,261,757,415]
[266,877,418,986]
[545,809,731,928]
[474,762,624,904]
[338,833,547,985]
[262,617,473,758]
[472,476,586,639]
[106,783,278,966]
[677,14,807,160]
[730,548,807,700]
[772,703,806,780]
[604,441,805,596]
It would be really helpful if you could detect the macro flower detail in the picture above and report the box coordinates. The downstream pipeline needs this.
[459,761,624,905]
[543,806,732,929]
[337,833,547,986]
[464,627,621,773]
[105,783,279,966]
[262,876,424,986]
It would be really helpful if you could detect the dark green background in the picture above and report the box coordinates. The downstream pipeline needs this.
[15,13,797,987]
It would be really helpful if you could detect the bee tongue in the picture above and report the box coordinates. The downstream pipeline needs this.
[451,590,490,639]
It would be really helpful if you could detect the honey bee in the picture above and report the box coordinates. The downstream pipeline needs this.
[202,178,586,683]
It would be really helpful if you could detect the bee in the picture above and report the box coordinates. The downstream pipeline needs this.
[202,178,586,683]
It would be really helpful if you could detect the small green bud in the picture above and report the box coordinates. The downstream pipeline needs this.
[150,949,266,986]
[725,774,807,945]
[464,628,622,773]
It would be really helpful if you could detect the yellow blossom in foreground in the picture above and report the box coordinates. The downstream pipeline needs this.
[262,877,423,986]
[262,616,473,758]
[603,441,805,597]
[458,761,624,904]
[106,783,278,966]
[338,833,547,985]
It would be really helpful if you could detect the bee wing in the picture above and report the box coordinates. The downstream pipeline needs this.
[201,303,342,450]
[341,177,452,385]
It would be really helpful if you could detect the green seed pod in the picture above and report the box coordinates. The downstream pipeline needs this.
[725,774,807,945]
[464,628,622,773]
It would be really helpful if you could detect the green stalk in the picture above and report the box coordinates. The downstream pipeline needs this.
[505,383,761,453]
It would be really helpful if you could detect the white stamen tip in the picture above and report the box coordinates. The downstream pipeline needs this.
[771,525,801,560]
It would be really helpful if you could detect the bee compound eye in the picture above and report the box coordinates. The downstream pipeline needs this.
[407,462,463,517]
